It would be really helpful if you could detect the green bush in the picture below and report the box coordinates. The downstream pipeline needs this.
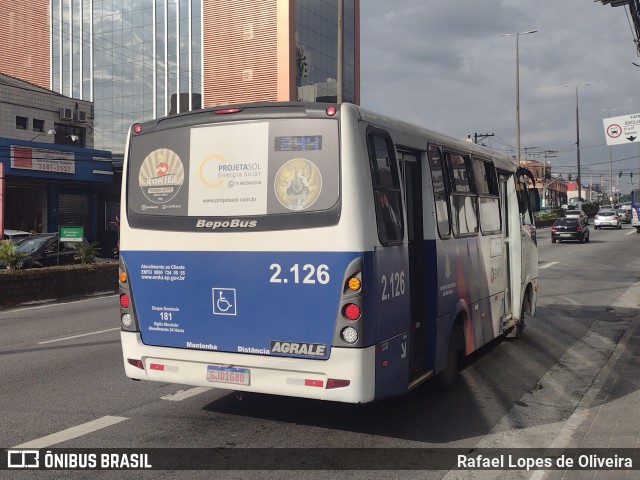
[74,241,100,264]
[0,240,25,271]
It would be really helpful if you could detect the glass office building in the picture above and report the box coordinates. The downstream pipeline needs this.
[49,0,359,154]
[51,0,203,153]
[295,0,357,104]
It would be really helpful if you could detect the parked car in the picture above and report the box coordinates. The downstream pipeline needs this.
[594,210,621,230]
[8,233,91,269]
[616,208,631,224]
[3,229,32,244]
[551,217,590,244]
[565,206,589,224]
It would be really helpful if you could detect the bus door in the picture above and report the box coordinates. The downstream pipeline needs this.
[499,173,512,319]
[399,150,427,375]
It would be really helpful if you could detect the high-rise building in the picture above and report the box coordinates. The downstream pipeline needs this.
[0,0,359,154]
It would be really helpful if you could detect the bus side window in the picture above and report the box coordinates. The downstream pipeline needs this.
[445,152,478,237]
[367,132,404,245]
[473,158,501,234]
[427,144,451,238]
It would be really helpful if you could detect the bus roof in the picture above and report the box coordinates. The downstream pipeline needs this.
[129,101,518,173]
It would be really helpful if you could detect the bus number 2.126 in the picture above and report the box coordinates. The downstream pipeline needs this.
[269,263,330,285]
[381,271,405,301]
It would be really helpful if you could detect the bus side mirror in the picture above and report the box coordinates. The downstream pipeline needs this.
[528,189,541,213]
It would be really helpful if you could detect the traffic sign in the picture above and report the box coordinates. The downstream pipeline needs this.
[602,112,640,146]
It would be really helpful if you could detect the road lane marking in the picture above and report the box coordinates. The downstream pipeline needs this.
[12,416,128,448]
[539,262,559,269]
[1,295,118,314]
[161,387,212,401]
[38,327,120,345]
[626,229,635,235]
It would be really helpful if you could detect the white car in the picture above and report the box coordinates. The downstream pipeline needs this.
[594,210,621,229]
[3,229,32,244]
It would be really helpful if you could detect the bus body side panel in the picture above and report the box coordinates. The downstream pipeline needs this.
[362,245,412,400]
[121,250,360,357]
[433,236,495,358]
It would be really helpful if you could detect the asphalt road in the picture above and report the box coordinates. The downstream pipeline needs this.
[2,223,640,479]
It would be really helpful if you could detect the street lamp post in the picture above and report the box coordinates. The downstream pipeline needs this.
[563,83,590,202]
[499,30,537,164]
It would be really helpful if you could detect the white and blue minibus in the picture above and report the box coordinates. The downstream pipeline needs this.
[119,102,540,403]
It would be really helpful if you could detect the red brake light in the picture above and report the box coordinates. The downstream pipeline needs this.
[132,124,142,134]
[120,294,130,308]
[326,106,337,116]
[576,226,582,231]
[551,226,557,231]
[127,358,144,370]
[326,379,351,389]
[343,303,361,320]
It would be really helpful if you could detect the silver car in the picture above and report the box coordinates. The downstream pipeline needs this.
[616,208,631,224]
[594,210,621,229]
[565,207,588,224]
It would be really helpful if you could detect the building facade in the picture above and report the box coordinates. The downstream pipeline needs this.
[0,73,117,246]
[0,0,360,154]
[520,159,568,208]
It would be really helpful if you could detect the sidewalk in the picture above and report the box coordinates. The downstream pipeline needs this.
[542,304,640,479]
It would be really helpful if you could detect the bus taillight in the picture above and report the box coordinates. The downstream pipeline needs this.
[343,303,361,320]
[120,294,130,308]
[341,326,358,344]
[347,277,361,292]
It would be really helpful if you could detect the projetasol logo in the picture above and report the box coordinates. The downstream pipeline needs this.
[198,153,262,188]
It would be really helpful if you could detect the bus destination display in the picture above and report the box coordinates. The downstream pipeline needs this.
[275,136,322,151]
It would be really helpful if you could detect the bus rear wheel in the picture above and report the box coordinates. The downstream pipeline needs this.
[433,323,463,392]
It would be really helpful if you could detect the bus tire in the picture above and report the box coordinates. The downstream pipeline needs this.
[433,323,462,392]
[507,293,528,340]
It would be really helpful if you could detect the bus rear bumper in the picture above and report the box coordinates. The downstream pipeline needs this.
[121,331,376,403]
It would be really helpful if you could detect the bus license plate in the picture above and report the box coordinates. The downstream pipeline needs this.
[207,365,250,385]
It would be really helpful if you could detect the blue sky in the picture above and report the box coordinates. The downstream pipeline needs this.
[360,0,640,194]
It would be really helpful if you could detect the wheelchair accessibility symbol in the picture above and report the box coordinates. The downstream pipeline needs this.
[212,288,237,316]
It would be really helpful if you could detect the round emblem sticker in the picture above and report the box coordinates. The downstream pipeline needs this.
[274,158,322,211]
[138,148,185,204]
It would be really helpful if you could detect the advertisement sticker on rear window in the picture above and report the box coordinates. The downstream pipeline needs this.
[274,158,322,211]
[139,148,185,205]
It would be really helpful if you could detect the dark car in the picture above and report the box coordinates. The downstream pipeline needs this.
[551,217,590,244]
[10,233,90,269]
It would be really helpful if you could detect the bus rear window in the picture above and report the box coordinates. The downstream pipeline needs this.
[127,119,339,228]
